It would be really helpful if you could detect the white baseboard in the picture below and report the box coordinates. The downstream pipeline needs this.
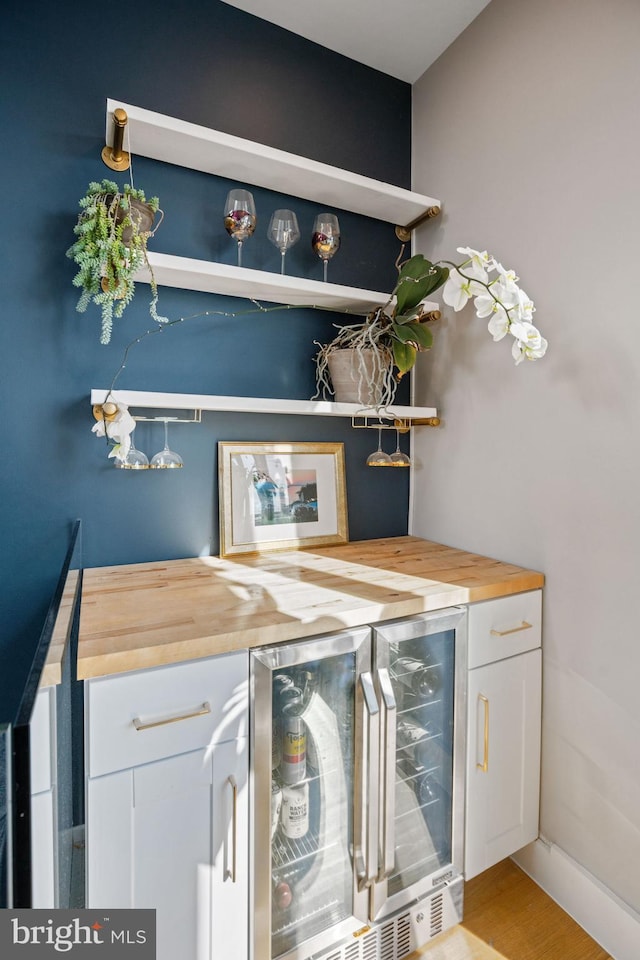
[512,839,640,960]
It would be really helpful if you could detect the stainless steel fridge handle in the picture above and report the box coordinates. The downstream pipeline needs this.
[377,668,397,879]
[356,671,380,891]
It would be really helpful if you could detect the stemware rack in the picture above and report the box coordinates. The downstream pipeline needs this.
[91,390,440,429]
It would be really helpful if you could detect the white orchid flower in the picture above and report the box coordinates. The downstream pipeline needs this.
[436,245,547,363]
[490,270,521,310]
[442,268,484,311]
[487,305,511,341]
[514,287,535,322]
[510,322,548,363]
[456,246,494,282]
[494,263,520,288]
[91,402,136,461]
[473,287,516,321]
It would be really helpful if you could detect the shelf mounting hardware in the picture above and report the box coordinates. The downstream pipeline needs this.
[351,415,440,432]
[102,107,131,172]
[395,205,441,243]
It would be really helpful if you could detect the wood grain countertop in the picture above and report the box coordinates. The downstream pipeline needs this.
[78,536,544,681]
[41,568,81,687]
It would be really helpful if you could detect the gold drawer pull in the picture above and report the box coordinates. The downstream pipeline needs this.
[490,620,532,637]
[477,694,489,772]
[226,775,238,883]
[133,701,211,731]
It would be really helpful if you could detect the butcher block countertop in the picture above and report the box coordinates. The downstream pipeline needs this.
[78,536,544,680]
[41,568,81,687]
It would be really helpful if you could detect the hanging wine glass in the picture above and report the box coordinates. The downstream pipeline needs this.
[366,427,392,466]
[114,431,149,470]
[150,419,183,469]
[224,189,257,267]
[311,213,340,282]
[389,428,411,467]
[268,209,300,274]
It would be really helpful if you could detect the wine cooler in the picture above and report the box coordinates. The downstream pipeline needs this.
[250,607,467,960]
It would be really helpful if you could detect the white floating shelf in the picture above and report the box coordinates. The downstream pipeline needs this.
[106,99,440,225]
[91,389,438,422]
[136,252,439,314]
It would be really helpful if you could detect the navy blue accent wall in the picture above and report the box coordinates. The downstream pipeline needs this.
[0,0,412,719]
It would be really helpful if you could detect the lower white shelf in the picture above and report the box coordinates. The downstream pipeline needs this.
[136,251,439,315]
[90,389,438,422]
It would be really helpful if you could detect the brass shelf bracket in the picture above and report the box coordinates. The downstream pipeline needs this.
[102,107,131,171]
[92,402,119,423]
[395,205,441,243]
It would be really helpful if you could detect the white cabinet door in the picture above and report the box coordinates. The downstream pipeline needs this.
[87,737,248,960]
[464,648,541,880]
[30,686,57,907]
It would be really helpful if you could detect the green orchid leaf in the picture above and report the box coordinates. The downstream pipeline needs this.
[394,256,449,314]
[392,322,433,350]
[393,339,417,375]
[394,306,421,324]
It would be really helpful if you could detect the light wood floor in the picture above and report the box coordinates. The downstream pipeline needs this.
[461,859,614,960]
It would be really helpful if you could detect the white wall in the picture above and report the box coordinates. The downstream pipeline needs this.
[411,0,640,918]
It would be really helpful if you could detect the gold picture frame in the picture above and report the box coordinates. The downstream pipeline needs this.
[218,441,348,557]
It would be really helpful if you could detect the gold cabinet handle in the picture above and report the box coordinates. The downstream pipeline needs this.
[132,701,211,731]
[227,775,238,883]
[477,694,489,772]
[490,620,532,637]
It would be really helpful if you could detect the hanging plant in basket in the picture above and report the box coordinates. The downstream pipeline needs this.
[66,178,167,345]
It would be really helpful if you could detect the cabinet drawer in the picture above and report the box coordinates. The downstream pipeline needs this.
[468,590,541,668]
[86,651,248,778]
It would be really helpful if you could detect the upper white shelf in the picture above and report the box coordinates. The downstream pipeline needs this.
[91,389,438,423]
[137,252,439,314]
[106,99,440,225]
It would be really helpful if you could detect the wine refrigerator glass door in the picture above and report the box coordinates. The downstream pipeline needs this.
[251,627,372,960]
[372,607,467,919]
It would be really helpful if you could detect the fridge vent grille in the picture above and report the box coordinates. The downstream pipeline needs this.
[430,893,444,937]
[344,944,360,960]
[395,914,412,958]
[321,912,415,960]
[378,921,395,960]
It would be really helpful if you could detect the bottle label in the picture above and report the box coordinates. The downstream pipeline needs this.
[281,717,306,783]
[281,783,309,838]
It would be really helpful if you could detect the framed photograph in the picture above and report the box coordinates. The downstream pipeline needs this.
[218,442,348,557]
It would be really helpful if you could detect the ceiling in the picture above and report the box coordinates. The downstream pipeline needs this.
[220,0,492,83]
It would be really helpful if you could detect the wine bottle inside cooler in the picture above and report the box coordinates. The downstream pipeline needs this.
[396,718,442,771]
[392,655,441,698]
[272,872,293,910]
